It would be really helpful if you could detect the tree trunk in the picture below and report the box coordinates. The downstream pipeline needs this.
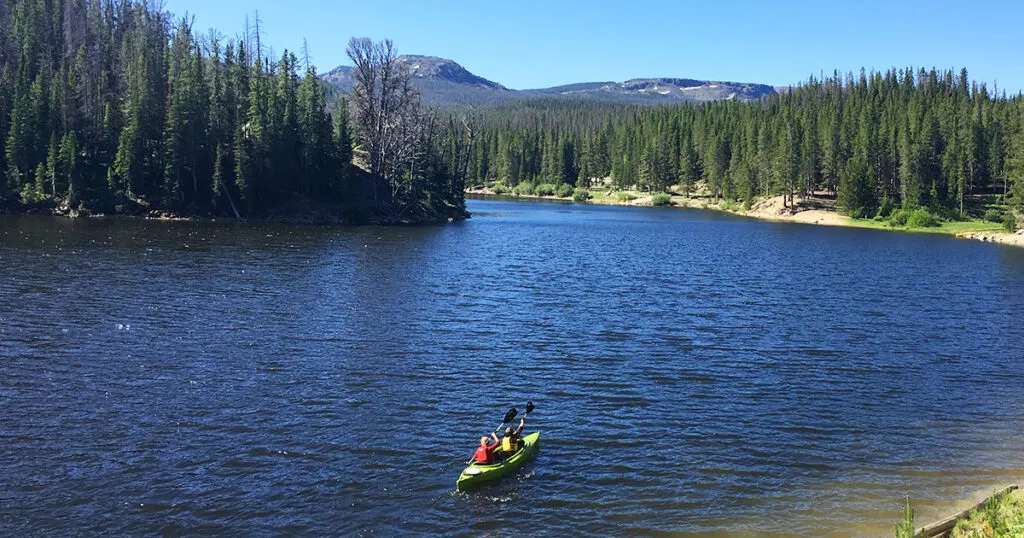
[219,179,243,221]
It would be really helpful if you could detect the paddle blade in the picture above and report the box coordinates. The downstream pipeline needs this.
[525,401,535,415]
[503,407,517,424]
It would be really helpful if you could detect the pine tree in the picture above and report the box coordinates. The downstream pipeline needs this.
[838,151,874,218]
[1006,114,1024,210]
[59,131,78,205]
[773,120,799,208]
[899,118,920,209]
[678,134,698,198]
[298,66,332,196]
[706,135,729,200]
[6,88,33,191]
[638,146,653,192]
[333,97,353,194]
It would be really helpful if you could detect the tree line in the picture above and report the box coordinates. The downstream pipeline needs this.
[0,0,468,222]
[467,69,1024,219]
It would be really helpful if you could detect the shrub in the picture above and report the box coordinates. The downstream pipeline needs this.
[888,209,909,227]
[1004,212,1018,233]
[906,208,939,228]
[651,193,673,206]
[877,194,896,219]
[491,183,510,195]
[845,205,870,219]
[572,188,592,202]
[534,183,556,196]
[939,206,967,221]
[615,192,638,202]
[555,183,574,198]
[893,495,915,538]
[984,208,1003,223]
[19,183,47,205]
[511,182,534,196]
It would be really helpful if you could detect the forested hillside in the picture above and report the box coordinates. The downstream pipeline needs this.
[4,1,1022,228]
[467,70,1024,222]
[0,1,469,223]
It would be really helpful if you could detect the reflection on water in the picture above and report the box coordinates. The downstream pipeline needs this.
[1,200,1023,536]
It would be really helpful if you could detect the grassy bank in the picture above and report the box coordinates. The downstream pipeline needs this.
[842,215,1003,235]
[897,487,1024,538]
[949,489,1024,537]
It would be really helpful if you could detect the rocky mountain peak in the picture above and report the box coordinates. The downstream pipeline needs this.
[396,55,506,90]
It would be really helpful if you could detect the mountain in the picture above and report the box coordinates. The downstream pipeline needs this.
[322,55,517,106]
[535,78,776,104]
[322,55,777,107]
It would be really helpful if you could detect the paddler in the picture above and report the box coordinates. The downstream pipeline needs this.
[500,417,526,455]
[472,433,501,464]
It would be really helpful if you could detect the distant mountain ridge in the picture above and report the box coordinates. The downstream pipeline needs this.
[541,78,776,103]
[322,55,776,106]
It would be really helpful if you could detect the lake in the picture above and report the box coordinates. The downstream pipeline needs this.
[2,198,1023,536]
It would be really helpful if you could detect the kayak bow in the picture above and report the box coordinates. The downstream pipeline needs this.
[457,432,540,491]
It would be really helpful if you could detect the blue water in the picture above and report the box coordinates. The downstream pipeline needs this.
[2,199,1023,536]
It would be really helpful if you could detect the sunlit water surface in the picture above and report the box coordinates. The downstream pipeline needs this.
[2,198,1024,536]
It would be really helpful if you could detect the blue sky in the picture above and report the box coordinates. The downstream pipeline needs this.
[165,0,1023,93]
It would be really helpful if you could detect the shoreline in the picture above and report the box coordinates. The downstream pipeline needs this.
[913,484,1021,537]
[0,201,470,227]
[466,189,1024,248]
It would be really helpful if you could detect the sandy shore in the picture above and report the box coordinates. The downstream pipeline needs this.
[725,194,852,226]
[728,195,1024,247]
[466,189,1024,248]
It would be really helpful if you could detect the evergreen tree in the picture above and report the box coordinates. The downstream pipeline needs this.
[678,134,698,197]
[58,131,79,206]
[838,152,875,218]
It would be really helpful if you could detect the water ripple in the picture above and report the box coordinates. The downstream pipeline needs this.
[1,203,1023,536]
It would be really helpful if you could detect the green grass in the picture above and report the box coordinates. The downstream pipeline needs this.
[615,191,638,202]
[897,490,1024,538]
[950,489,1024,538]
[849,216,1003,235]
[719,199,740,211]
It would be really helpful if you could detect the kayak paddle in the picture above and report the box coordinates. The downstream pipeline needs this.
[466,407,518,465]
[513,401,534,436]
[494,407,518,436]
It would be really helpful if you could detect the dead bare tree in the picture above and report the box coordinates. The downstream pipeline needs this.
[345,38,472,220]
[301,38,312,72]
[456,110,477,197]
[346,37,421,207]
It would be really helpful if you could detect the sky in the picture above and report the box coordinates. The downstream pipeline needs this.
[164,0,1024,94]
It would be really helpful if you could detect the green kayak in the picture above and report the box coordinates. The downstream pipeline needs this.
[457,432,541,491]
